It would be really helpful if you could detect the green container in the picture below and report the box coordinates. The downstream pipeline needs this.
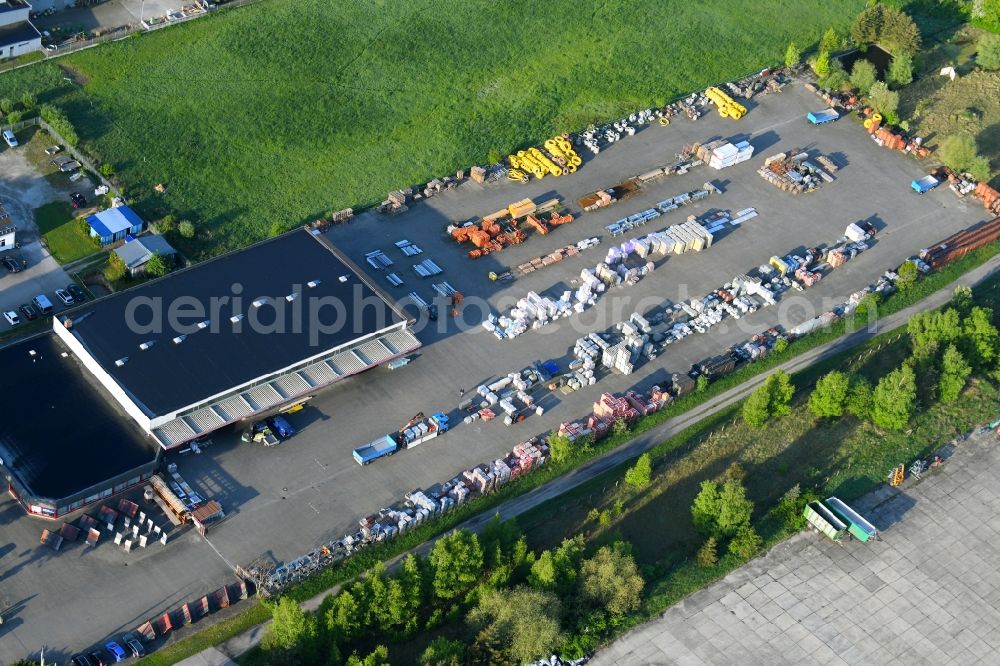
[803,500,847,542]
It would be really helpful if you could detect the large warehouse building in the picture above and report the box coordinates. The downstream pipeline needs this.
[1,230,418,517]
[55,229,419,448]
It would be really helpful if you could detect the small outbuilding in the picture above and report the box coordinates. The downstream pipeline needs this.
[86,205,146,245]
[114,234,178,276]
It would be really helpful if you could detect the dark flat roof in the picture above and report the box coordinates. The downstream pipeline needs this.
[0,21,40,47]
[67,230,402,416]
[0,334,157,499]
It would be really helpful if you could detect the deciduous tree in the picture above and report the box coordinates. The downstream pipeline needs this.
[420,637,465,666]
[846,378,873,419]
[624,452,652,489]
[872,365,917,430]
[809,370,850,418]
[961,306,999,370]
[346,645,390,666]
[887,52,913,87]
[579,545,644,615]
[692,480,721,535]
[430,530,484,601]
[939,344,972,403]
[468,587,565,664]
[868,81,899,118]
[697,537,718,568]
[850,59,878,95]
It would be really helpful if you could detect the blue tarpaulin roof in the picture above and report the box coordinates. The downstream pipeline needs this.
[86,206,145,238]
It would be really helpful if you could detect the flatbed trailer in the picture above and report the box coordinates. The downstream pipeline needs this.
[807,109,840,125]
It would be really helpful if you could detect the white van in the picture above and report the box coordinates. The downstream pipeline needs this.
[32,294,53,314]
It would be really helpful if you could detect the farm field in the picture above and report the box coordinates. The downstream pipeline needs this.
[0,0,863,258]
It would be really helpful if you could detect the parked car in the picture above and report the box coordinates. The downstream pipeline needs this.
[104,641,127,663]
[3,310,20,326]
[32,294,54,314]
[67,283,87,302]
[267,414,295,438]
[45,144,62,155]
[124,638,145,658]
[55,288,74,306]
[70,655,95,666]
[87,651,107,666]
[3,255,21,272]
[2,129,17,148]
[70,192,87,208]
[18,303,38,321]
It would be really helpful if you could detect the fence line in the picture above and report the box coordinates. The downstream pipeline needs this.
[0,0,265,75]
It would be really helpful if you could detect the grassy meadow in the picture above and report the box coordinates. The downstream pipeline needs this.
[0,0,863,257]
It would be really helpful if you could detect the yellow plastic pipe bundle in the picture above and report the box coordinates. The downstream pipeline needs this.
[510,150,547,179]
[544,135,583,174]
[706,86,746,120]
[528,147,563,177]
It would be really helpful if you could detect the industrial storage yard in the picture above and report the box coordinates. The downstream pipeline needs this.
[0,70,990,661]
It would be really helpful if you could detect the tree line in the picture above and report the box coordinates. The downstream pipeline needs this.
[261,516,645,665]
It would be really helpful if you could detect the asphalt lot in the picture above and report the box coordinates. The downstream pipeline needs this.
[0,134,88,332]
[174,80,985,570]
[0,80,989,662]
[591,428,1000,665]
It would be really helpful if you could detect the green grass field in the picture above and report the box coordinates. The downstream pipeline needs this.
[34,201,100,263]
[0,0,862,258]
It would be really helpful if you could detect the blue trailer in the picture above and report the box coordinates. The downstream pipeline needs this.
[911,175,940,194]
[353,435,398,465]
[807,108,840,125]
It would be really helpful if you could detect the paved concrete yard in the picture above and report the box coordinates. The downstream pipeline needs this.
[592,431,1000,665]
[0,79,990,661]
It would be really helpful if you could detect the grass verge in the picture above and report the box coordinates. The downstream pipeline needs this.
[137,602,271,666]
[34,201,100,264]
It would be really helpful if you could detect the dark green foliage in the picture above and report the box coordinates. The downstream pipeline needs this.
[39,104,78,146]
[420,636,465,666]
[850,4,920,53]
[939,344,971,403]
[727,524,763,559]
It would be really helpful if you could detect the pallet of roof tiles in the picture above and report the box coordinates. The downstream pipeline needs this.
[59,523,81,542]
[135,621,156,642]
[174,603,193,625]
[191,596,211,620]
[98,505,119,526]
[211,586,231,610]
[117,498,140,519]
[40,529,64,552]
[152,612,173,637]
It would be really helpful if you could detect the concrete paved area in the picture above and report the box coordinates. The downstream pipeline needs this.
[0,79,991,662]
[592,430,1000,666]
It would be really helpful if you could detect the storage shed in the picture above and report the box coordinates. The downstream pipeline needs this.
[86,205,147,245]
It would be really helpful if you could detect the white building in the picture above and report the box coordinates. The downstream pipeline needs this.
[0,224,15,252]
[0,0,41,60]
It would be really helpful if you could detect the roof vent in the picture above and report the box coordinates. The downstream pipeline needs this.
[230,314,244,323]
[339,274,350,283]
[139,340,155,350]
[285,292,298,302]
[115,357,129,367]
[252,298,268,308]
[173,335,186,344]
[197,320,210,329]
[307,279,321,288]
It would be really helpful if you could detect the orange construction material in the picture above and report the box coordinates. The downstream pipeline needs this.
[548,211,573,226]
[525,214,549,235]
